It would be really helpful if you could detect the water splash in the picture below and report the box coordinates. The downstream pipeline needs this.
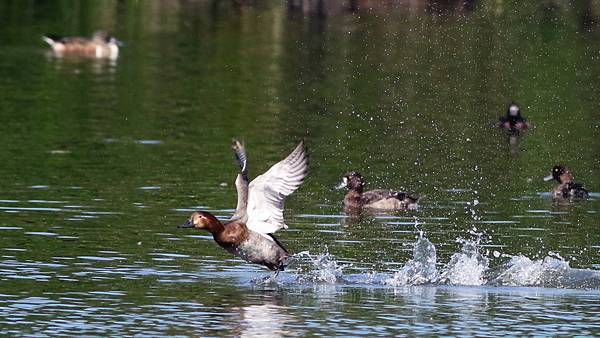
[291,250,346,284]
[250,272,281,285]
[385,236,437,286]
[436,239,489,286]
[384,235,490,287]
[487,255,600,289]
[380,235,598,290]
[243,236,600,290]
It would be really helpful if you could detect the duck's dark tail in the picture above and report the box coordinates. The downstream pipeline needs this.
[393,191,420,203]
[266,233,290,272]
[564,182,589,198]
[267,254,289,273]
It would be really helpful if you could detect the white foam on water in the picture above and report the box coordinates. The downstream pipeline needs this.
[436,240,489,286]
[487,255,600,289]
[291,250,346,284]
[385,236,437,286]
[332,235,599,290]
[255,234,599,290]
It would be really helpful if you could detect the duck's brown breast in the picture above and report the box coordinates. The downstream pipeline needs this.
[214,222,250,248]
[343,190,362,208]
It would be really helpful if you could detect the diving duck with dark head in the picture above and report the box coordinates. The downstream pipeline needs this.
[543,165,589,199]
[336,171,420,213]
[179,140,308,276]
[499,102,530,131]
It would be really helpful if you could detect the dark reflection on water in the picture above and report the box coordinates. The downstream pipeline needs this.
[0,0,599,336]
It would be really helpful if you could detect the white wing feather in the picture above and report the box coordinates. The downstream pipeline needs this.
[246,141,308,234]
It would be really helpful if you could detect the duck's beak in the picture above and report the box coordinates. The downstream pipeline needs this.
[334,178,348,190]
[543,174,554,182]
[178,219,194,228]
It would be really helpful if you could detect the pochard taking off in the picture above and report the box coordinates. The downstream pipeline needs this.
[179,140,308,275]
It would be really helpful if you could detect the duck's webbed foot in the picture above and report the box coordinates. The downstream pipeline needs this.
[268,269,281,281]
[254,269,280,285]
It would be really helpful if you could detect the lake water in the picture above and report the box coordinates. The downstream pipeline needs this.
[0,1,599,336]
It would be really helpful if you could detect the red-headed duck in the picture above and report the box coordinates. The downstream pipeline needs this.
[179,140,308,275]
[543,165,589,199]
[42,31,121,60]
[336,171,420,212]
[499,102,530,130]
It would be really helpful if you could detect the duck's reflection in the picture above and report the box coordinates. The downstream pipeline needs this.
[44,52,118,75]
[340,209,365,226]
[237,301,294,337]
[507,130,523,155]
[497,102,530,155]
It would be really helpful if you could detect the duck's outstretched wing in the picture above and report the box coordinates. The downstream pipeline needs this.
[230,140,249,222]
[246,141,308,234]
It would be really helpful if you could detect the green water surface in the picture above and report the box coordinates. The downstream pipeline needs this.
[0,1,598,336]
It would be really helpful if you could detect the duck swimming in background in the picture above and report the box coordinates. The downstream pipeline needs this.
[499,102,529,130]
[336,171,420,213]
[42,31,121,60]
[179,140,308,276]
[543,165,589,199]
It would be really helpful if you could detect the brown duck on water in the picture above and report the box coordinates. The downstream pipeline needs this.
[42,31,121,60]
[336,171,419,213]
[543,165,589,199]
